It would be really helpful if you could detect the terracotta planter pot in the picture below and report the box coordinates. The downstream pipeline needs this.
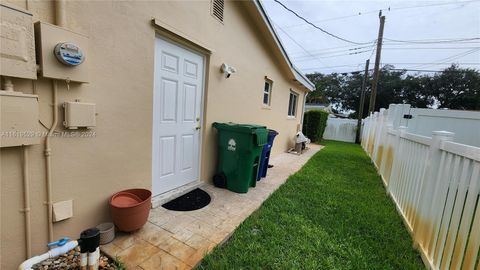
[110,188,151,232]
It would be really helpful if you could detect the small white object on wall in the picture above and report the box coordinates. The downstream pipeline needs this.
[53,200,73,222]
[220,63,236,78]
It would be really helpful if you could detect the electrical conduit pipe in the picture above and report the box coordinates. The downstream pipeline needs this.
[55,0,67,27]
[44,80,58,242]
[23,145,32,258]
[43,0,66,244]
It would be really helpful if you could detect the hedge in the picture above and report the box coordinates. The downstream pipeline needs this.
[303,110,329,142]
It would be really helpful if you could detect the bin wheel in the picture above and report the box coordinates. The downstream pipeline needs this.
[213,172,227,188]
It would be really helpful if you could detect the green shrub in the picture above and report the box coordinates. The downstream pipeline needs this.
[303,110,329,142]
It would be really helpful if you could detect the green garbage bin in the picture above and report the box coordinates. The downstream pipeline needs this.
[212,122,268,193]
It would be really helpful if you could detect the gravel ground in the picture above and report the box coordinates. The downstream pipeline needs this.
[32,246,117,270]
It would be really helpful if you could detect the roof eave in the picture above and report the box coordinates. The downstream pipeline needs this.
[253,0,315,92]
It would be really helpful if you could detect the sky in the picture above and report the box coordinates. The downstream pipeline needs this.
[262,0,480,75]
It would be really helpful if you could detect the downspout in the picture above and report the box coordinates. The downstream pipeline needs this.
[22,146,32,258]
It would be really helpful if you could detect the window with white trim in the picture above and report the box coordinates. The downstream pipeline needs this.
[288,90,298,117]
[263,79,272,106]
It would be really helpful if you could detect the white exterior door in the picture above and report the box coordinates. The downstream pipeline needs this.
[152,37,204,196]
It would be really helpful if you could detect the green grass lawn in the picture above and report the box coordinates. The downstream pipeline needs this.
[198,141,425,270]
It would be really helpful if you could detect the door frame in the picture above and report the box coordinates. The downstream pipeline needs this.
[152,33,208,196]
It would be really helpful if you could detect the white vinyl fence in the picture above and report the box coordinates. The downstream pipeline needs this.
[362,104,480,270]
[323,118,357,143]
[372,104,480,147]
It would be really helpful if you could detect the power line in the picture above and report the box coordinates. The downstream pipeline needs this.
[280,1,480,29]
[294,49,374,62]
[301,61,479,72]
[385,42,480,46]
[368,40,377,60]
[302,64,366,71]
[273,23,330,69]
[273,21,375,72]
[405,48,480,68]
[381,63,480,65]
[282,10,379,29]
[292,45,375,60]
[304,67,476,75]
[388,68,454,72]
[290,44,478,61]
[384,37,480,44]
[391,1,479,11]
[382,46,480,50]
[301,49,479,70]
[291,43,479,58]
[290,44,374,57]
[273,0,373,45]
[306,69,369,74]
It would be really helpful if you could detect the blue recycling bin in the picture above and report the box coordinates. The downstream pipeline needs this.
[257,129,279,180]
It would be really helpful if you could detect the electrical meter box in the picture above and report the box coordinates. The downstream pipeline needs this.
[63,101,96,129]
[0,91,40,148]
[0,4,37,79]
[35,22,89,83]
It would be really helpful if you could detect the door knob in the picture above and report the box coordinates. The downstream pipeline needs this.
[195,126,201,130]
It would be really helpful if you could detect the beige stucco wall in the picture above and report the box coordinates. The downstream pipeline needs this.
[0,1,308,268]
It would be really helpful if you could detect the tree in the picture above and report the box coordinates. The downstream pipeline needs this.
[401,74,433,108]
[427,65,480,110]
[306,64,480,118]
[305,73,340,104]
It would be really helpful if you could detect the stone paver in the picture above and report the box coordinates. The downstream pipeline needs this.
[101,145,322,269]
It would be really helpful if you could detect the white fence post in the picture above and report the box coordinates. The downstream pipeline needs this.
[379,123,393,185]
[361,116,369,149]
[413,131,454,257]
[375,109,390,170]
[396,104,411,129]
[364,114,372,153]
[387,126,407,196]
[372,109,386,164]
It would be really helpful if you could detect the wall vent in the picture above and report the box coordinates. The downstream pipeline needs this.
[211,0,224,22]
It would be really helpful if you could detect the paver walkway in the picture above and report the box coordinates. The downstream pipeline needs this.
[101,144,322,269]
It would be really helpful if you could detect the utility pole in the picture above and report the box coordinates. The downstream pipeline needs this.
[368,12,386,114]
[356,59,370,144]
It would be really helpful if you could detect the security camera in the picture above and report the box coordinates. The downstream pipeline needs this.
[221,63,237,78]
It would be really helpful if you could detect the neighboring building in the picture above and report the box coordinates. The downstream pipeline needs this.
[0,0,314,268]
[305,103,333,113]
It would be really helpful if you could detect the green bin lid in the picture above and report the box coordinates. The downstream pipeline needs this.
[255,128,268,146]
[212,122,267,134]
